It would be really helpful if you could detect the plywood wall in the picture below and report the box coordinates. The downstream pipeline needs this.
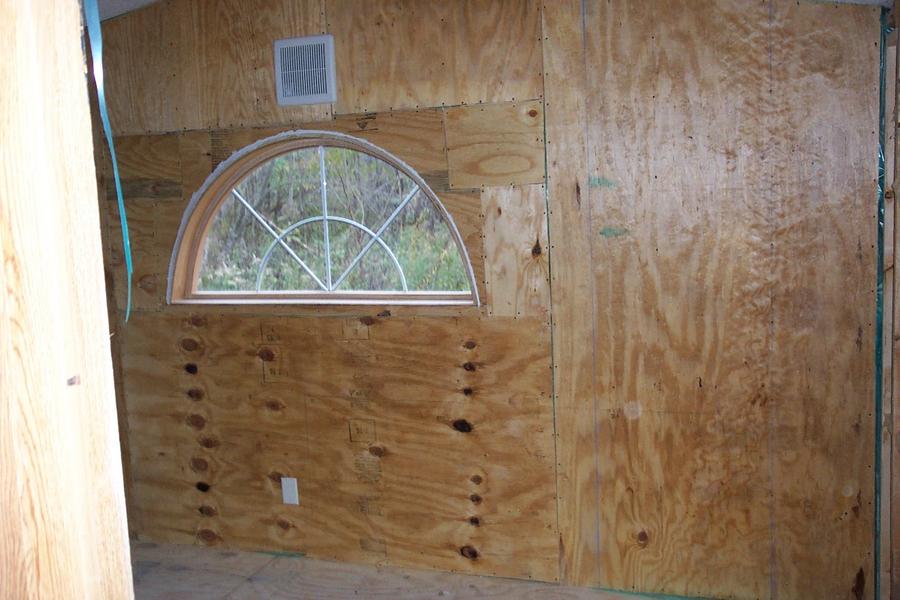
[100,1,882,598]
[545,1,880,597]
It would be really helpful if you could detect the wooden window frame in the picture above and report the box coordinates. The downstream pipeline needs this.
[167,130,480,306]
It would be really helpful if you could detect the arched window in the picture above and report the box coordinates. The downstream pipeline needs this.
[168,131,479,305]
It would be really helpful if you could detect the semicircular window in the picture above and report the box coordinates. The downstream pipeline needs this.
[168,131,478,305]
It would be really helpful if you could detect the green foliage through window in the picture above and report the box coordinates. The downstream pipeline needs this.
[197,145,471,296]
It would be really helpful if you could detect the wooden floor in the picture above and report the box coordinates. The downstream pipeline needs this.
[131,542,635,599]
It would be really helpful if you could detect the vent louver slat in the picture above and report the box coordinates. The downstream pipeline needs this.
[274,35,336,106]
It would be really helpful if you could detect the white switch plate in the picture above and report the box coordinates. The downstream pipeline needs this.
[281,477,299,505]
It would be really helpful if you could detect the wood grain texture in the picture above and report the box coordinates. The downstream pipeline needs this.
[445,101,545,188]
[103,0,331,135]
[132,541,636,599]
[208,109,450,192]
[94,138,140,534]
[586,2,773,595]
[541,0,601,586]
[326,0,543,114]
[769,5,877,598]
[579,0,879,597]
[102,134,186,312]
[120,311,558,581]
[482,185,549,319]
[0,0,133,597]
[105,0,543,135]
[102,0,200,134]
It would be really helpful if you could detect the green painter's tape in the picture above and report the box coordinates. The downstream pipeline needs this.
[255,550,305,558]
[599,226,629,238]
[589,176,617,188]
[597,587,718,600]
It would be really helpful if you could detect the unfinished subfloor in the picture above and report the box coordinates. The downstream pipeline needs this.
[131,542,634,599]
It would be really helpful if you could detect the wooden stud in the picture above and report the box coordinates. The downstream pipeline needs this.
[1,0,133,596]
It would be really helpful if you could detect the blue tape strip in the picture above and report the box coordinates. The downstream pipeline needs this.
[874,7,891,599]
[84,0,132,321]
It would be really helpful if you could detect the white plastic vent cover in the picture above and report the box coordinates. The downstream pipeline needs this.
[274,35,336,106]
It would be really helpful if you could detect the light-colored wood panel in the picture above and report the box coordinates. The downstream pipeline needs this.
[104,0,202,134]
[482,185,549,319]
[0,0,133,596]
[327,111,449,190]
[94,145,140,535]
[108,197,184,254]
[598,411,771,598]
[207,109,449,192]
[769,4,878,598]
[98,134,186,311]
[180,130,214,202]
[108,235,171,312]
[327,0,543,114]
[582,0,879,597]
[541,0,601,586]
[120,311,557,581]
[191,0,330,130]
[439,190,487,305]
[115,134,183,184]
[105,0,544,134]
[103,0,331,135]
[445,101,544,189]
[107,195,187,312]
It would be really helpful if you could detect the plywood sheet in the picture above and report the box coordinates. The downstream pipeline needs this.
[120,311,557,581]
[482,185,549,319]
[540,0,601,586]
[326,0,543,114]
[209,109,450,192]
[445,101,545,188]
[103,0,331,135]
[100,134,188,312]
[103,0,202,134]
[192,0,330,130]
[579,0,879,597]
[768,4,878,597]
[104,0,544,134]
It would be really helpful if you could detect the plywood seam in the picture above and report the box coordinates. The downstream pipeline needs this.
[334,98,543,118]
[107,99,545,143]
[538,1,563,579]
[541,0,602,585]
[575,0,604,584]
